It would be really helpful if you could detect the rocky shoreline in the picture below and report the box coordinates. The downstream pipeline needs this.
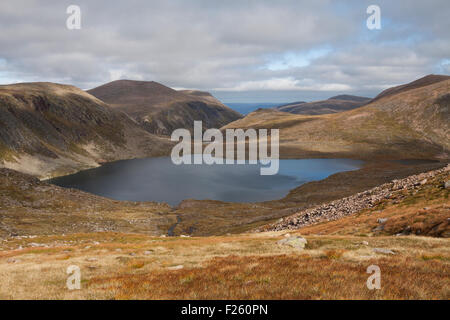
[259,163,450,232]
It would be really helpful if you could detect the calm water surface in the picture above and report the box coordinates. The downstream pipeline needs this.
[49,158,363,206]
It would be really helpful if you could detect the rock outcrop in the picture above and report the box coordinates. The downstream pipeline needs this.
[277,236,307,250]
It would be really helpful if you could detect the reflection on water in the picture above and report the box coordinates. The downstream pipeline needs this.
[49,157,363,206]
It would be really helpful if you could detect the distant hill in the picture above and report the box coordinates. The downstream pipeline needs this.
[275,95,371,115]
[329,95,371,102]
[225,102,285,115]
[371,74,450,102]
[0,82,172,178]
[224,75,450,160]
[88,80,242,135]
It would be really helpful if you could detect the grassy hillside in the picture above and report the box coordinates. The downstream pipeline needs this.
[88,80,242,135]
[224,77,450,160]
[0,82,173,178]
[371,74,450,102]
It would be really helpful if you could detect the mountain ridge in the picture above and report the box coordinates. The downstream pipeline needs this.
[224,75,450,160]
[371,74,450,102]
[88,80,242,135]
[0,82,173,179]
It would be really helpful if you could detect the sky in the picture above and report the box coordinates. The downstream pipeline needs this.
[0,0,449,103]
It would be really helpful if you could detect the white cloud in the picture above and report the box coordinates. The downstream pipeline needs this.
[0,0,448,102]
[215,78,301,91]
[215,77,352,92]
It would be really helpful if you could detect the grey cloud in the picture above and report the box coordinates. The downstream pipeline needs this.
[0,0,448,102]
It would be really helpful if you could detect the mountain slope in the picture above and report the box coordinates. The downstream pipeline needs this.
[371,74,450,102]
[276,95,371,115]
[88,80,242,135]
[0,82,173,179]
[263,165,450,237]
[0,168,175,237]
[224,76,450,160]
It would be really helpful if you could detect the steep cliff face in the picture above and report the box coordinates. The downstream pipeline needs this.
[88,80,242,135]
[0,82,173,178]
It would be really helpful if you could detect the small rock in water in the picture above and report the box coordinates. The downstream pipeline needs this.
[373,248,395,255]
[277,236,307,250]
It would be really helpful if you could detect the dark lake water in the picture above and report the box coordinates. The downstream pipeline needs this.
[49,157,363,206]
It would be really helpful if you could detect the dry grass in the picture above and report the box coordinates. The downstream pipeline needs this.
[91,254,449,300]
[0,232,448,299]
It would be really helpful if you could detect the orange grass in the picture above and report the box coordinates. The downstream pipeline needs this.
[89,254,450,300]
